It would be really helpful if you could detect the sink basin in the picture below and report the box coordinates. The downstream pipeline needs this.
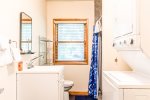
[17,66,64,74]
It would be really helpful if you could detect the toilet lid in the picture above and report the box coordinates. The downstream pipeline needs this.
[64,80,74,87]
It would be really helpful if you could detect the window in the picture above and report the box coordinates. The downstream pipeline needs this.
[53,19,88,65]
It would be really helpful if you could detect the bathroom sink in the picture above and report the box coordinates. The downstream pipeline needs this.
[17,66,64,74]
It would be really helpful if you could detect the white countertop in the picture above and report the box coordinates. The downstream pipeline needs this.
[17,66,64,74]
[103,71,150,89]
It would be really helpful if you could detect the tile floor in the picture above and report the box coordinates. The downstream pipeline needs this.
[70,95,102,100]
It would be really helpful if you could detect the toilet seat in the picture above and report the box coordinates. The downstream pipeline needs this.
[64,80,74,88]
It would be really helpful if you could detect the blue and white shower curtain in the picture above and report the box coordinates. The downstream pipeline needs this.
[88,31,99,99]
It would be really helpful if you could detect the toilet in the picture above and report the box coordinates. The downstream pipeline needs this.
[64,80,74,100]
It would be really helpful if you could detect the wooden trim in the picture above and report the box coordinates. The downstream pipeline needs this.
[57,41,85,43]
[85,20,88,65]
[69,91,88,96]
[22,19,32,21]
[54,19,87,21]
[53,19,56,64]
[53,18,88,65]
[54,61,88,65]
[53,19,87,24]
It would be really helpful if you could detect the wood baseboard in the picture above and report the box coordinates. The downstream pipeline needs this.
[69,91,88,96]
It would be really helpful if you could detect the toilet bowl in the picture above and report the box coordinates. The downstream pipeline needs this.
[64,80,74,91]
[64,80,74,100]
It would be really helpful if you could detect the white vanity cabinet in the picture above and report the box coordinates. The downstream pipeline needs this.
[16,66,64,100]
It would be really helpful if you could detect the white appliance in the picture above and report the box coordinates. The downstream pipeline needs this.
[102,0,150,100]
[17,66,64,100]
[103,71,150,100]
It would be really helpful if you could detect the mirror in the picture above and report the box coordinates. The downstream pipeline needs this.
[20,12,33,54]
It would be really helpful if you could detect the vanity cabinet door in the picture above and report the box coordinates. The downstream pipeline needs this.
[17,73,59,100]
[124,89,150,100]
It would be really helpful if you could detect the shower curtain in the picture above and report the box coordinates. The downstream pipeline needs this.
[88,31,99,99]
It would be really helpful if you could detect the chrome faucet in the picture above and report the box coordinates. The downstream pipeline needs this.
[27,55,44,69]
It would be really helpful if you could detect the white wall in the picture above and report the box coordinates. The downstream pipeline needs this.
[140,0,150,57]
[47,0,94,91]
[102,0,131,71]
[0,0,46,99]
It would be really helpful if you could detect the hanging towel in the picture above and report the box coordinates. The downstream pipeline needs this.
[88,27,99,99]
[8,40,22,62]
[0,49,13,67]
[10,47,21,62]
